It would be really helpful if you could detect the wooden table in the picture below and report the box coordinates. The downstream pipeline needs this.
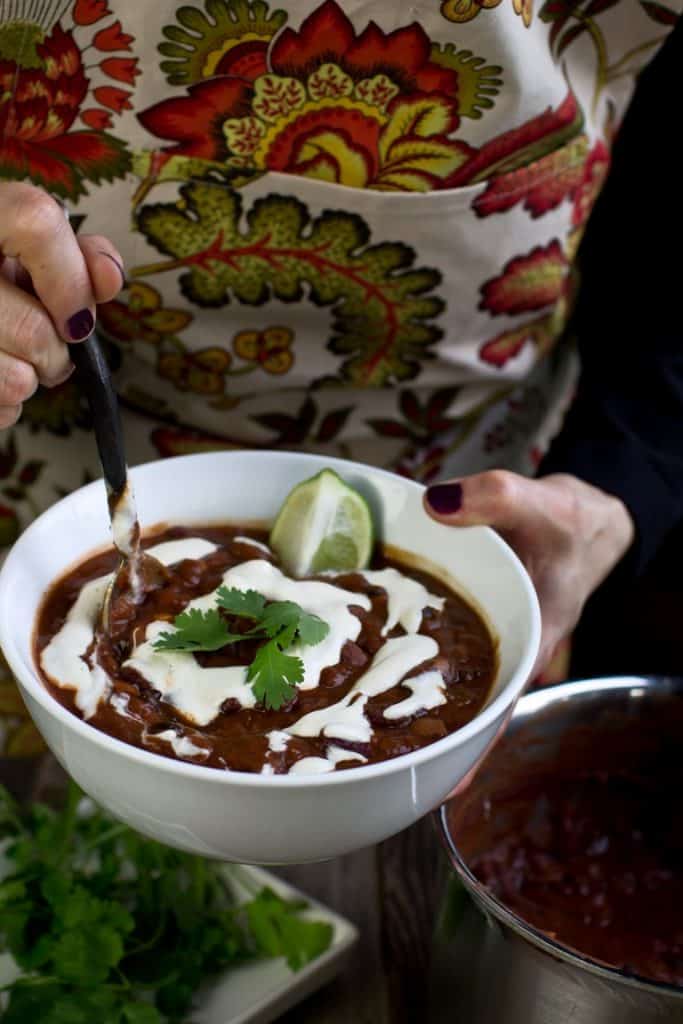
[275,817,449,1024]
[8,753,452,1024]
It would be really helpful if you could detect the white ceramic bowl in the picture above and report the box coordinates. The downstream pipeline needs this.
[0,451,540,864]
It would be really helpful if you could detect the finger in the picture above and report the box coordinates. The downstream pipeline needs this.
[0,405,22,429]
[0,351,39,407]
[0,276,72,386]
[14,263,35,295]
[531,628,565,683]
[1,256,35,295]
[424,470,534,531]
[78,235,126,303]
[2,256,37,296]
[3,238,122,310]
[0,256,21,287]
[0,184,95,343]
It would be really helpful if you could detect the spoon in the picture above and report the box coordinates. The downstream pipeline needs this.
[69,334,167,633]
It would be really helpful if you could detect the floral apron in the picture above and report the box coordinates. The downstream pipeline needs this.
[0,0,679,754]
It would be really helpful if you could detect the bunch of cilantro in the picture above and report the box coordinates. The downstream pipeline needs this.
[0,784,332,1024]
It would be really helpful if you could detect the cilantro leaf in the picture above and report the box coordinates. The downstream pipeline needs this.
[248,644,302,710]
[153,608,241,653]
[245,601,328,709]
[245,888,334,970]
[258,601,329,648]
[259,601,302,645]
[2,982,141,1024]
[296,610,330,647]
[52,923,126,985]
[216,587,267,620]
[217,591,329,649]
[2,984,70,1024]
[123,1004,163,1024]
[0,878,26,907]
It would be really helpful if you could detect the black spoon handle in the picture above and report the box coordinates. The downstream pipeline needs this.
[69,334,128,496]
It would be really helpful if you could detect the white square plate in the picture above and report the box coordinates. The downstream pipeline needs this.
[194,865,358,1024]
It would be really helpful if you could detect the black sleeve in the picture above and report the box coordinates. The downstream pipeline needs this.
[538,19,683,576]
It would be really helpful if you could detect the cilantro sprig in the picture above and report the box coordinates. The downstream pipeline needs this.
[151,607,244,653]
[0,784,333,1024]
[152,589,329,710]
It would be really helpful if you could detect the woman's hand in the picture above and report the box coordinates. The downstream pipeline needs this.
[424,471,635,675]
[0,183,125,428]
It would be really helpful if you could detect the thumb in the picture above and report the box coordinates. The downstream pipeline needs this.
[78,235,126,304]
[424,470,532,531]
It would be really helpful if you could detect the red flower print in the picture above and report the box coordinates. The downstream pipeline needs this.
[480,242,568,316]
[94,85,132,113]
[395,444,448,484]
[479,316,556,367]
[450,91,582,189]
[474,135,589,218]
[81,108,113,129]
[480,324,538,367]
[368,389,460,453]
[94,20,133,52]
[73,0,112,25]
[139,0,470,192]
[100,57,140,85]
[271,1,456,95]
[471,116,611,226]
[0,22,132,199]
[139,78,253,160]
[640,0,678,24]
[572,140,610,227]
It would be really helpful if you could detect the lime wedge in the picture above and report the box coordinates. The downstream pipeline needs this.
[270,469,374,577]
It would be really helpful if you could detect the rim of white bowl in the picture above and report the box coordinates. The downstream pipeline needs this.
[0,450,541,787]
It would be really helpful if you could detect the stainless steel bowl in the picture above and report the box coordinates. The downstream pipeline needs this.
[432,676,683,1024]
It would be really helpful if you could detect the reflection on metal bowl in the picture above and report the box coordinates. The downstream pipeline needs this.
[433,676,683,1024]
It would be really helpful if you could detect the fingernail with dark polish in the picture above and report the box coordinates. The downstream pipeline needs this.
[67,309,94,341]
[426,481,463,515]
[98,251,126,286]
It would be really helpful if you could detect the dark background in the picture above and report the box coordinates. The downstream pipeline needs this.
[553,18,683,682]
[573,521,683,678]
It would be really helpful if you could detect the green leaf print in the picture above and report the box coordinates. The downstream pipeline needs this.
[159,0,288,86]
[429,44,503,120]
[135,183,445,387]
